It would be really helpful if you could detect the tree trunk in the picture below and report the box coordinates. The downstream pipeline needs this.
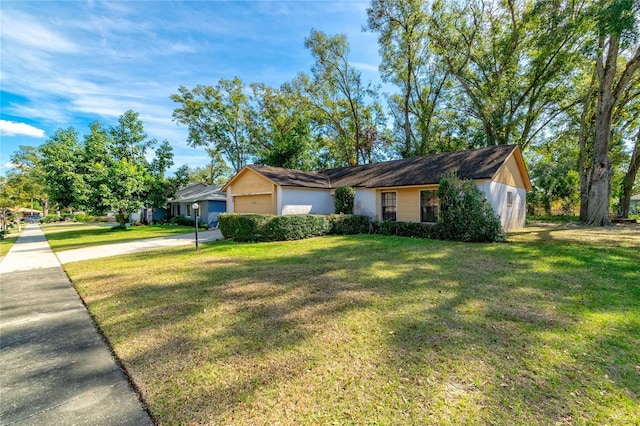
[40,198,49,216]
[586,30,640,225]
[619,132,639,218]
[118,209,126,227]
[578,71,597,222]
[585,34,618,226]
[585,158,612,225]
[586,79,615,226]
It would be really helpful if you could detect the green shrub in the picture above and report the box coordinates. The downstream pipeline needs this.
[60,213,76,222]
[334,187,356,214]
[74,213,93,222]
[373,220,440,239]
[170,216,207,228]
[220,205,502,244]
[437,175,505,242]
[220,214,336,242]
[329,214,371,235]
[220,213,444,242]
[41,214,60,223]
[264,215,333,241]
[219,214,272,242]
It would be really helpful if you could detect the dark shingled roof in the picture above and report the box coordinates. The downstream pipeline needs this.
[245,145,520,189]
[246,164,330,188]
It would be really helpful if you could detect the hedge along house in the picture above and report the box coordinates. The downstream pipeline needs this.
[222,145,532,231]
[167,182,227,228]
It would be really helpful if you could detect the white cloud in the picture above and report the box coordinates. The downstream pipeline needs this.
[3,102,71,124]
[352,62,380,73]
[0,10,78,53]
[0,121,46,138]
[2,162,16,171]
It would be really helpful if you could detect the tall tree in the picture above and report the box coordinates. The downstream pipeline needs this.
[251,82,318,170]
[144,140,176,216]
[528,141,580,214]
[303,29,386,165]
[106,111,159,226]
[9,145,49,215]
[427,0,587,148]
[150,139,175,177]
[39,127,89,211]
[585,0,640,225]
[619,128,639,217]
[171,77,255,173]
[81,121,113,215]
[189,148,232,185]
[100,159,148,227]
[366,0,450,157]
[172,165,191,188]
[109,110,155,164]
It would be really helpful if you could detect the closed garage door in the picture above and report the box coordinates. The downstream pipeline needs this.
[234,194,274,214]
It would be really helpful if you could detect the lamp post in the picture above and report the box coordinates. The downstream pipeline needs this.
[192,202,200,251]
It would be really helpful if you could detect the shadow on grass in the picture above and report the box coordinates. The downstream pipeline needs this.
[67,231,640,424]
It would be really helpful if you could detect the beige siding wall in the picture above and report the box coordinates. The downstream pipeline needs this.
[228,168,276,214]
[376,185,438,222]
[493,155,526,189]
[234,194,275,214]
[232,169,274,194]
[397,188,420,222]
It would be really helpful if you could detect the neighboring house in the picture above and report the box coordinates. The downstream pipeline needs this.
[222,145,532,231]
[630,193,640,215]
[15,208,42,219]
[132,208,167,225]
[167,182,227,227]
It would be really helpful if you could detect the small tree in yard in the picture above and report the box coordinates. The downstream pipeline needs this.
[334,186,356,214]
[438,174,505,242]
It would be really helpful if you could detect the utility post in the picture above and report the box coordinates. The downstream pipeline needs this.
[192,203,200,251]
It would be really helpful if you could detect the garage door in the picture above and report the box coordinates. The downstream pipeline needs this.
[233,194,274,214]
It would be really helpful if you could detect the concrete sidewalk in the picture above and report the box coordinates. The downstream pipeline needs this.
[55,228,223,264]
[0,225,154,425]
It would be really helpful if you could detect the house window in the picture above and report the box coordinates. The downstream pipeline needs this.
[420,190,439,222]
[176,205,181,216]
[381,192,397,221]
[187,204,191,217]
[507,191,514,207]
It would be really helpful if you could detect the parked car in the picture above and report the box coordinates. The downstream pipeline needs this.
[25,216,41,223]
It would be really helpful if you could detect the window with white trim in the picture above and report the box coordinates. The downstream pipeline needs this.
[381,192,397,221]
[420,190,439,222]
[507,191,514,207]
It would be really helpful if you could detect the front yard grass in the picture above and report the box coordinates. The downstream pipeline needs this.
[0,234,18,257]
[65,224,640,425]
[42,223,195,252]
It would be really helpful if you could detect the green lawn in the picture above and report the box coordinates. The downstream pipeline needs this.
[65,224,640,425]
[0,235,18,257]
[42,223,195,252]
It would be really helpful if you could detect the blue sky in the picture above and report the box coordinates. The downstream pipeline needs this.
[0,0,382,174]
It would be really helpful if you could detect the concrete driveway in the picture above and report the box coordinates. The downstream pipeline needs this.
[55,229,223,264]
